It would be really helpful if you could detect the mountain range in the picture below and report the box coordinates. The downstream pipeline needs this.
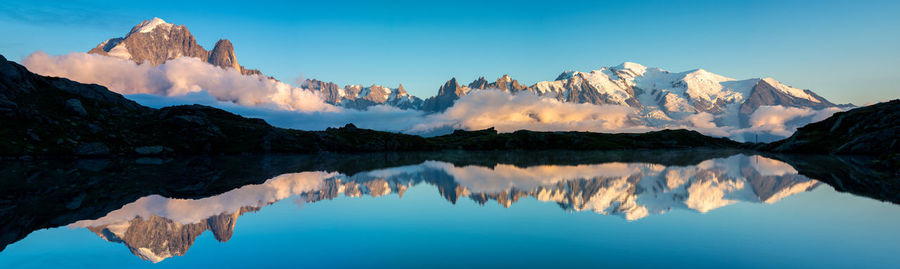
[422,65,847,128]
[7,47,899,158]
[87,18,851,140]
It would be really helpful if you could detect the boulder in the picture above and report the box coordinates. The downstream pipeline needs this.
[135,146,164,155]
[65,99,87,117]
[75,142,110,156]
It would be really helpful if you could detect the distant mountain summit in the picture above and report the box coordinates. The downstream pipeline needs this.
[425,62,840,115]
[88,17,262,76]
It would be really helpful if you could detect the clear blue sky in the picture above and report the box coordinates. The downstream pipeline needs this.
[1,0,897,104]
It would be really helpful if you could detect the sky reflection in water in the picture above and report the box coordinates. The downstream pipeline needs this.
[0,153,898,268]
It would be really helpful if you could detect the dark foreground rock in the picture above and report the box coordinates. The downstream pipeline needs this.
[766,153,899,203]
[428,127,741,150]
[763,99,899,156]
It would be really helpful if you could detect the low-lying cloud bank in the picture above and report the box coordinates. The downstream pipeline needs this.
[23,51,336,112]
[410,91,647,133]
[22,52,844,141]
[746,105,842,137]
[127,92,427,132]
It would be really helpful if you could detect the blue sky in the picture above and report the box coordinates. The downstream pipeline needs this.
[0,0,897,104]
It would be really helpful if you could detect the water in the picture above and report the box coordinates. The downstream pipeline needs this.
[0,150,898,268]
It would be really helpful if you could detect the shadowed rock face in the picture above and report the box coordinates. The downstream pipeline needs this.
[207,39,241,71]
[302,79,343,103]
[88,18,262,76]
[423,78,469,112]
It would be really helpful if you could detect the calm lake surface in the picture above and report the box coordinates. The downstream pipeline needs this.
[0,150,898,268]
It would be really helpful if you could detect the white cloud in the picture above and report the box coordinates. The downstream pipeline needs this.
[682,112,734,137]
[126,91,427,132]
[410,90,648,133]
[745,105,842,137]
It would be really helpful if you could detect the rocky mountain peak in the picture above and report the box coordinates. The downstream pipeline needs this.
[439,77,467,97]
[468,77,489,89]
[208,39,240,70]
[423,77,469,112]
[127,17,173,36]
[464,75,525,92]
[555,70,577,81]
[302,78,423,110]
[89,18,262,76]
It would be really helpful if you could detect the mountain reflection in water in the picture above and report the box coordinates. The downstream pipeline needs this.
[70,154,814,262]
[1,150,897,266]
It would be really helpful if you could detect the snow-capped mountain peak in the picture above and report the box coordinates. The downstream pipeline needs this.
[761,77,820,103]
[89,17,264,75]
[419,62,841,141]
[612,61,649,76]
[555,70,577,81]
[678,68,738,102]
[128,17,173,35]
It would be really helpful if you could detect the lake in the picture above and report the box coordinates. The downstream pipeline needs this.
[0,150,898,268]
